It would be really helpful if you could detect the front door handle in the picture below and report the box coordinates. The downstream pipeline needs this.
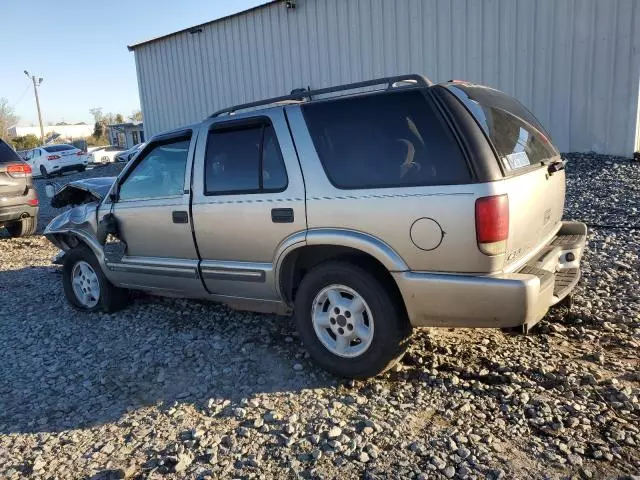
[172,211,189,224]
[271,208,294,223]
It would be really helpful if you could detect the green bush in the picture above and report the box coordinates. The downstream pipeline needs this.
[11,134,40,150]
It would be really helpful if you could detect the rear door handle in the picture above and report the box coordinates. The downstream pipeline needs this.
[271,208,294,223]
[172,211,189,224]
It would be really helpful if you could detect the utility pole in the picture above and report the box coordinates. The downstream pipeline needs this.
[24,70,45,145]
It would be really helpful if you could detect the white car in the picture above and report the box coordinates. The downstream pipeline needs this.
[114,142,145,163]
[87,146,125,164]
[24,144,88,178]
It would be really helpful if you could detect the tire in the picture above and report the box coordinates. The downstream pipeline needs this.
[39,165,49,179]
[294,261,411,379]
[77,166,86,173]
[5,217,37,237]
[62,246,129,313]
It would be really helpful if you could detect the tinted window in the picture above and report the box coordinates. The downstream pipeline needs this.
[262,126,288,190]
[0,139,22,164]
[44,144,75,153]
[118,138,190,201]
[447,85,558,171]
[302,90,471,189]
[205,123,287,195]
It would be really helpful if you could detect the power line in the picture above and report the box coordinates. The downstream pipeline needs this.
[11,84,31,110]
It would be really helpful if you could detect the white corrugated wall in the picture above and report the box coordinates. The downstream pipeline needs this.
[132,0,640,156]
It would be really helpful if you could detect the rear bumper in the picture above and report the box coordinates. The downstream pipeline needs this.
[48,161,87,174]
[0,204,39,224]
[394,221,587,330]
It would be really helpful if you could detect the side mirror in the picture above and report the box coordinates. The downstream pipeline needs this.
[44,182,60,198]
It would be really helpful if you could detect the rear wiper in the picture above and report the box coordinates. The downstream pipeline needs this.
[547,159,566,174]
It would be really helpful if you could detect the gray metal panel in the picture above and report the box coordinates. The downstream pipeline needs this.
[132,0,640,156]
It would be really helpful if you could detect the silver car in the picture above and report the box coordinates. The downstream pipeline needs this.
[44,75,587,378]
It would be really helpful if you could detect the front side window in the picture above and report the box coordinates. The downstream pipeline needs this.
[302,90,471,189]
[204,123,288,195]
[118,138,190,201]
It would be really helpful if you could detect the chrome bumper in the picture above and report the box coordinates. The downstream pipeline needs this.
[394,221,587,330]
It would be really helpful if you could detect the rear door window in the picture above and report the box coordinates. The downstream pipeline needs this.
[302,89,471,189]
[446,84,559,172]
[204,123,288,195]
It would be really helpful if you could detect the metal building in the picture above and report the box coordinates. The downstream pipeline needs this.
[128,0,640,157]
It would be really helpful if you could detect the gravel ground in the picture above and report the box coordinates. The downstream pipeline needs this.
[0,154,638,479]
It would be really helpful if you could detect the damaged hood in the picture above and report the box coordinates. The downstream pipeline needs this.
[50,177,116,208]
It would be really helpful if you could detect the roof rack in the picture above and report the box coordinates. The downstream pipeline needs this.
[209,74,433,118]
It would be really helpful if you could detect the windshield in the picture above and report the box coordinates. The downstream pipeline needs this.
[44,144,76,153]
[447,84,559,172]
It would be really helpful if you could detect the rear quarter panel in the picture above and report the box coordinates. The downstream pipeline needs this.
[286,106,505,274]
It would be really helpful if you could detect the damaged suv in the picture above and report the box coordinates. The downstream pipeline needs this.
[44,75,587,378]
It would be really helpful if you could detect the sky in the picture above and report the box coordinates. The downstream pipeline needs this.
[0,0,266,127]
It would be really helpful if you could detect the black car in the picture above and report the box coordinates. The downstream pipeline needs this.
[0,139,38,237]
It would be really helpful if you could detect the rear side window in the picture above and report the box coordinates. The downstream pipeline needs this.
[0,139,22,164]
[447,85,559,172]
[302,90,471,189]
[204,123,288,195]
[44,144,75,153]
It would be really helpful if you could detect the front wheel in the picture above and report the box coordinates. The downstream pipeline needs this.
[62,246,129,313]
[294,261,411,379]
[39,165,49,179]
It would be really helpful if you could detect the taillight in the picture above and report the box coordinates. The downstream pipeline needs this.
[28,197,39,206]
[475,194,509,256]
[77,151,84,156]
[6,163,32,178]
[48,155,61,161]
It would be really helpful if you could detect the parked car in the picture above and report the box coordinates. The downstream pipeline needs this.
[44,75,587,378]
[87,146,125,164]
[115,143,145,163]
[0,139,38,236]
[24,144,88,178]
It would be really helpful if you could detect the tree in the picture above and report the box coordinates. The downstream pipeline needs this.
[129,110,143,122]
[0,98,19,141]
[89,107,104,123]
[93,121,105,139]
[115,113,124,124]
[11,134,40,150]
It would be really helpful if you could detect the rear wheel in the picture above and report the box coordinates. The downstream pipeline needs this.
[294,261,411,378]
[62,246,129,313]
[39,165,49,179]
[5,216,37,237]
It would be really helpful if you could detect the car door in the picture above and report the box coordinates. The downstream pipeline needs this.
[99,129,206,295]
[191,109,306,301]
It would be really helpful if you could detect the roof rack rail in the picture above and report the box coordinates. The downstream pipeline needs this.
[209,74,433,118]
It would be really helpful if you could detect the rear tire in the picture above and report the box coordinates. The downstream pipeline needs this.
[294,261,411,379]
[39,165,49,179]
[62,246,129,313]
[5,216,37,237]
